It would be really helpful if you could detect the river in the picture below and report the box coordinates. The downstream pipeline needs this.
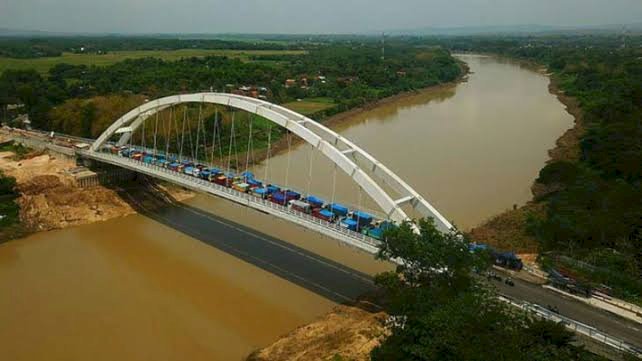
[0,55,573,360]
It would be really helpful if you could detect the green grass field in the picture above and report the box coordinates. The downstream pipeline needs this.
[0,49,306,74]
[282,97,336,116]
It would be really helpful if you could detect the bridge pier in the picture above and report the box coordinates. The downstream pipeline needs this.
[70,163,137,188]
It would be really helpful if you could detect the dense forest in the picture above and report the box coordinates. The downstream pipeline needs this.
[439,35,642,303]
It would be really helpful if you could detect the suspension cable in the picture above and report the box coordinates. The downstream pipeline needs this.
[284,131,292,190]
[128,119,133,155]
[153,109,159,157]
[173,105,181,159]
[158,108,166,156]
[141,114,146,152]
[195,103,202,162]
[233,112,240,171]
[179,105,186,162]
[201,105,208,165]
[244,113,253,179]
[227,111,236,173]
[263,124,272,183]
[210,107,217,166]
[306,143,314,197]
[186,108,195,161]
[356,185,363,227]
[165,106,172,157]
[331,164,337,206]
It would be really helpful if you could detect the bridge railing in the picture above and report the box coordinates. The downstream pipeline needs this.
[108,144,389,220]
[85,151,383,252]
[499,294,642,357]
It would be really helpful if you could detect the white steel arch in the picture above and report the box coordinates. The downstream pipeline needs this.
[91,93,454,233]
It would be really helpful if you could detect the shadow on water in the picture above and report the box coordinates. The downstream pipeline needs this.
[116,181,377,305]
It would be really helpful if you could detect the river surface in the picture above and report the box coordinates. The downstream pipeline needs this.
[0,55,573,360]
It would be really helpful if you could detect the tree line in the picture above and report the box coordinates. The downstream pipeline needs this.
[0,42,461,139]
[0,37,302,58]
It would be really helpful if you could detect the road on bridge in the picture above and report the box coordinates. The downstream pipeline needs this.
[492,271,642,348]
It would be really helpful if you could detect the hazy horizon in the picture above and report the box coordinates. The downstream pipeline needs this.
[2,0,642,35]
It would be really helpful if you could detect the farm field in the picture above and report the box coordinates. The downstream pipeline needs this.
[282,97,336,116]
[0,49,306,74]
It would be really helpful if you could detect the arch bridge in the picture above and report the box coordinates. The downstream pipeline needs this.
[81,93,453,254]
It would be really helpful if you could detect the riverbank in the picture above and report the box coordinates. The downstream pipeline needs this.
[0,145,193,243]
[248,303,388,361]
[467,59,585,255]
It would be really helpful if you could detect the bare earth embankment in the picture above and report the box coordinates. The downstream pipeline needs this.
[0,151,135,231]
[0,146,192,234]
[248,304,388,361]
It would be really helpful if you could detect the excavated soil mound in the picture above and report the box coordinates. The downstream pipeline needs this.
[17,174,136,231]
[248,305,388,361]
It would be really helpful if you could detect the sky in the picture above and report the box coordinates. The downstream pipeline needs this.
[1,0,642,34]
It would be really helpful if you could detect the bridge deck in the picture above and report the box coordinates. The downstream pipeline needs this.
[82,151,382,255]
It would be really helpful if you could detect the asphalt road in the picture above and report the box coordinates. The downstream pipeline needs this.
[492,271,642,348]
[133,195,641,349]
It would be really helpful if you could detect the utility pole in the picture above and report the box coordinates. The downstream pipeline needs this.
[381,32,385,61]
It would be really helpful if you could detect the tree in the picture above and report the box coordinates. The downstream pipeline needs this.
[371,219,602,361]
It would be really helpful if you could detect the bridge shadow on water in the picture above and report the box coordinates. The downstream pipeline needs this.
[117,183,378,305]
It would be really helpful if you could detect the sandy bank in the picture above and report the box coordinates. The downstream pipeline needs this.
[0,148,192,235]
[248,304,388,361]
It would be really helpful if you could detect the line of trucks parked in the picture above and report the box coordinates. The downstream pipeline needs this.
[111,146,394,240]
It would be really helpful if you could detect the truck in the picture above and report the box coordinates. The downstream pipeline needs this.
[328,203,349,217]
[340,219,359,232]
[351,211,373,228]
[306,195,324,208]
[271,190,299,205]
[361,221,393,240]
[284,190,300,200]
[213,175,229,187]
[492,251,524,271]
[247,178,262,188]
[288,199,311,213]
[271,192,287,205]
[312,208,334,222]
[252,187,269,199]
[199,169,211,180]
[232,182,250,193]
[241,171,254,181]
[208,168,222,181]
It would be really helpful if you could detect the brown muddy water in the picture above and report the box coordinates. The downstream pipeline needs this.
[0,54,573,360]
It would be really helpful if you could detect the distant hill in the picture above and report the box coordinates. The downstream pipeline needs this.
[1,23,641,39]
[384,23,642,36]
[0,28,63,37]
